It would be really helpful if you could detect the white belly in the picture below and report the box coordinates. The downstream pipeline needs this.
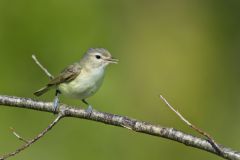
[58,68,104,99]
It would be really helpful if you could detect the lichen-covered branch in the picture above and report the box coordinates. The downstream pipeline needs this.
[0,95,239,160]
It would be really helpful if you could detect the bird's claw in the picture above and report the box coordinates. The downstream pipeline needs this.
[86,105,93,115]
[53,96,59,113]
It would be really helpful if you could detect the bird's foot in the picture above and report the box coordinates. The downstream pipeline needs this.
[53,96,59,114]
[52,90,61,114]
[85,105,93,115]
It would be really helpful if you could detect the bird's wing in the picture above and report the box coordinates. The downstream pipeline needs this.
[47,63,81,86]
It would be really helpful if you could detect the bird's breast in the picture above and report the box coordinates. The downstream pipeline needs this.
[59,68,105,99]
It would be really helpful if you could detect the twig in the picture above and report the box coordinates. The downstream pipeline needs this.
[159,95,225,156]
[32,55,54,79]
[0,113,64,160]
[0,95,239,160]
[10,127,29,144]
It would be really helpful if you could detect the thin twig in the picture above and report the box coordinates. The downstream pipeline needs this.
[32,55,54,79]
[159,95,224,155]
[10,127,29,144]
[0,113,64,160]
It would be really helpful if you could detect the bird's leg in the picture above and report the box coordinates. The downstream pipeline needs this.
[82,99,93,114]
[53,90,61,113]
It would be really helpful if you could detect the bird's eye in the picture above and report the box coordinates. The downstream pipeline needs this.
[95,55,101,59]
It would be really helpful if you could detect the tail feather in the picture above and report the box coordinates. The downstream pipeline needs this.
[34,86,50,97]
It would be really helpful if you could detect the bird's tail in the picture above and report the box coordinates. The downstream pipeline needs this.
[34,86,50,97]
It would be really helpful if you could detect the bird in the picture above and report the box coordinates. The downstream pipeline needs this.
[34,48,118,113]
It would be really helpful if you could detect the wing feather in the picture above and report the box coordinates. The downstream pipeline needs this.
[48,63,81,86]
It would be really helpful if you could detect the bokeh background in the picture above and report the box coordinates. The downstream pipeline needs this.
[1,0,240,159]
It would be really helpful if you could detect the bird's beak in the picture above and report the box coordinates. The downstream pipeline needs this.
[105,57,119,64]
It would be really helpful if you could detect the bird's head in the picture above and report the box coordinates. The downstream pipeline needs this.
[81,48,118,69]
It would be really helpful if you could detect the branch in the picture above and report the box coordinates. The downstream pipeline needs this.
[0,112,63,160]
[10,127,29,144]
[160,95,224,155]
[32,55,54,79]
[0,55,60,160]
[0,95,239,160]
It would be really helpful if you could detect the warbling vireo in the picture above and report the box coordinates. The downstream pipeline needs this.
[34,48,118,112]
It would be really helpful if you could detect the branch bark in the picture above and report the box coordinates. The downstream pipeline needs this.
[0,95,239,160]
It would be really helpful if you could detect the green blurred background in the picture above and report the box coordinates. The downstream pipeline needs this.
[0,0,240,159]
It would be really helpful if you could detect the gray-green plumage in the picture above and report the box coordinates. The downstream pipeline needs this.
[34,63,81,96]
[34,48,118,102]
